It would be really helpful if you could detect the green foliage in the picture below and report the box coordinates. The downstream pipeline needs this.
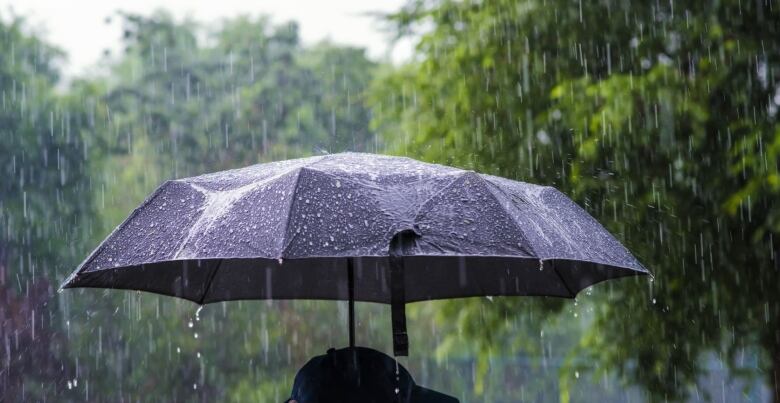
[0,14,91,278]
[0,14,94,401]
[373,0,780,401]
[97,12,378,180]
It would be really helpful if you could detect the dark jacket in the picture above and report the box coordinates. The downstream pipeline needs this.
[286,347,459,403]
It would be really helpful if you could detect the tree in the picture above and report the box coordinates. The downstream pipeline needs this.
[99,12,378,178]
[372,0,780,401]
[0,14,91,400]
[56,12,386,401]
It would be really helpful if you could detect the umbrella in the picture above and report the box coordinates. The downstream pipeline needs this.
[61,152,649,356]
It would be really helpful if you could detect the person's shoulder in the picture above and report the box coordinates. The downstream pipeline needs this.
[411,385,460,403]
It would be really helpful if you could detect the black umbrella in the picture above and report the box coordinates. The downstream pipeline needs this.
[61,152,648,356]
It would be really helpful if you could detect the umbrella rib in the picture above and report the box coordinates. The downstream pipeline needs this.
[410,172,468,221]
[477,176,539,257]
[302,167,385,191]
[550,262,576,298]
[197,259,223,305]
[175,170,299,260]
[277,169,307,258]
[274,158,336,258]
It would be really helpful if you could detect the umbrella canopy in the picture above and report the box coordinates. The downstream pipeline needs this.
[61,152,649,355]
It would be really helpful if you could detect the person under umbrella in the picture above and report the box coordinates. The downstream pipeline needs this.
[285,347,458,403]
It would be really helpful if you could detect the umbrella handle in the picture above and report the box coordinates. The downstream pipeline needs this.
[389,230,416,357]
[390,254,409,356]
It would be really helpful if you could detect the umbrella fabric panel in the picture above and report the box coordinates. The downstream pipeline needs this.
[67,259,221,303]
[80,180,207,274]
[483,175,646,273]
[66,255,634,304]
[183,154,325,192]
[548,258,643,295]
[411,172,535,257]
[280,167,393,258]
[201,256,574,304]
[373,174,465,229]
[403,256,571,301]
[308,153,461,186]
[176,168,300,259]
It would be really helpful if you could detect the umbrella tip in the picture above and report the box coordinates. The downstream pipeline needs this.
[313,145,330,155]
[58,273,77,293]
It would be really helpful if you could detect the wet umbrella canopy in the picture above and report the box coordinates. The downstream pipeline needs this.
[61,152,649,355]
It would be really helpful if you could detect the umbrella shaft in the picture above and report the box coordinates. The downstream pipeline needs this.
[347,257,355,348]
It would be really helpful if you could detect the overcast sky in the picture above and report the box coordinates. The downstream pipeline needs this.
[1,0,412,77]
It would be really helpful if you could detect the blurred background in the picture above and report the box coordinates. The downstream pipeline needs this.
[0,0,778,401]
